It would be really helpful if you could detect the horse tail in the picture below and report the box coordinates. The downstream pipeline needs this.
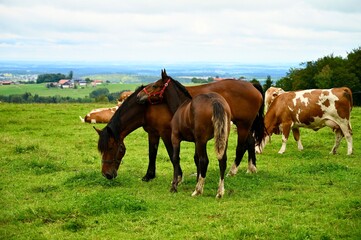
[79,116,85,123]
[251,83,266,146]
[212,100,229,160]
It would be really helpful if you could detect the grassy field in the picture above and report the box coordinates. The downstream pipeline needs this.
[0,103,360,239]
[0,83,139,98]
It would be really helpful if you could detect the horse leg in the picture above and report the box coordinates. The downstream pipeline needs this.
[142,133,159,181]
[193,152,200,180]
[162,136,183,183]
[228,126,248,176]
[292,128,303,151]
[278,123,291,154]
[246,135,257,174]
[216,147,227,198]
[192,142,208,197]
[170,140,181,193]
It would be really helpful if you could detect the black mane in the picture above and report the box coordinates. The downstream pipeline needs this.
[97,85,145,153]
[169,77,192,99]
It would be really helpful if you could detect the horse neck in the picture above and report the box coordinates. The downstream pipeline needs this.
[164,83,191,114]
[108,97,146,140]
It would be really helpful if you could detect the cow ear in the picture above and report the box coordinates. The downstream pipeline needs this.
[93,126,102,135]
[162,69,168,80]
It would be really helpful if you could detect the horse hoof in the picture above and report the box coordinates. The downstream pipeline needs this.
[142,174,155,182]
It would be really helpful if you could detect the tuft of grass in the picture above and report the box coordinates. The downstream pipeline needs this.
[15,144,38,154]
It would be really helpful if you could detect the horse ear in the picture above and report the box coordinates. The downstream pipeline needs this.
[93,126,102,135]
[162,69,168,80]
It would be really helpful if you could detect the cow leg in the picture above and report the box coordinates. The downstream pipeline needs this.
[279,124,291,154]
[341,123,353,155]
[326,120,353,155]
[292,128,303,151]
[331,128,343,155]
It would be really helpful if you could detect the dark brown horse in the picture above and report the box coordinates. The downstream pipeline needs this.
[138,76,231,197]
[96,70,264,181]
[95,86,175,180]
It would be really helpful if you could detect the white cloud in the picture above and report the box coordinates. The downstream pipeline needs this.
[0,0,360,63]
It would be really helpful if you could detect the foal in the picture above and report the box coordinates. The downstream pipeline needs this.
[137,75,231,198]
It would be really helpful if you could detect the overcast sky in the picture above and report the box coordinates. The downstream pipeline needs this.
[0,0,360,64]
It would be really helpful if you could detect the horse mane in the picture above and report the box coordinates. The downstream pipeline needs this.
[169,77,192,99]
[97,85,145,153]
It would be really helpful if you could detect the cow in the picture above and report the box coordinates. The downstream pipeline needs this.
[258,87,353,155]
[79,106,118,124]
[264,87,285,113]
[117,90,134,105]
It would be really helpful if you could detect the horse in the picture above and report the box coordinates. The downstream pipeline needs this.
[137,76,231,197]
[95,86,175,180]
[80,106,118,123]
[96,70,264,182]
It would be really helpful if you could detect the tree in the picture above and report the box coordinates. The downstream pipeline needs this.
[36,73,66,83]
[67,71,73,79]
[263,75,273,91]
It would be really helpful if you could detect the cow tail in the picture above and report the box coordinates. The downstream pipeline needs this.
[344,87,353,110]
[212,101,229,160]
[251,83,266,145]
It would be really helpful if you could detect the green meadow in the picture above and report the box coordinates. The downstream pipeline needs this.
[0,83,138,99]
[0,103,360,239]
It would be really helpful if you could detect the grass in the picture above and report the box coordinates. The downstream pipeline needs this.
[0,83,138,98]
[0,103,360,239]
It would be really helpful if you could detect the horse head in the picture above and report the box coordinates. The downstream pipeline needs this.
[95,126,126,179]
[137,69,171,104]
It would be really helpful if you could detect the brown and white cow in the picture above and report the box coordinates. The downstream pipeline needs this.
[258,87,353,155]
[117,90,134,105]
[264,87,285,113]
[79,106,118,124]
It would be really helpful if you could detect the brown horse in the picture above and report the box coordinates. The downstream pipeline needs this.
[138,76,231,197]
[96,70,264,181]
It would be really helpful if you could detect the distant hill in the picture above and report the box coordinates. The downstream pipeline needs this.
[0,61,294,83]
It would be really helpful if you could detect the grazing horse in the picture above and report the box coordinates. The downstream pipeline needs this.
[137,76,231,197]
[80,106,118,123]
[96,70,264,182]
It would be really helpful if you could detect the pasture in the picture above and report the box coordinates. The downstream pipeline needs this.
[0,103,360,239]
[0,83,137,99]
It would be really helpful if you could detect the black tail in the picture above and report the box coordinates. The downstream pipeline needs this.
[251,83,265,146]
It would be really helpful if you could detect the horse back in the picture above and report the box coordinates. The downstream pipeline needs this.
[186,80,262,126]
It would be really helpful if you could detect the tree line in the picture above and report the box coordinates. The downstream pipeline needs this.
[272,47,361,105]
[36,71,73,83]
[0,88,122,104]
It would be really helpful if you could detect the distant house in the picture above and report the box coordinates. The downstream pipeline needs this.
[77,80,87,87]
[91,80,103,87]
[0,80,14,85]
[58,79,73,88]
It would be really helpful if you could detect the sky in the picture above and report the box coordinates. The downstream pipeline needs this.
[0,0,361,64]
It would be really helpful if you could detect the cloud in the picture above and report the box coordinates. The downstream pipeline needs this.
[0,0,360,63]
